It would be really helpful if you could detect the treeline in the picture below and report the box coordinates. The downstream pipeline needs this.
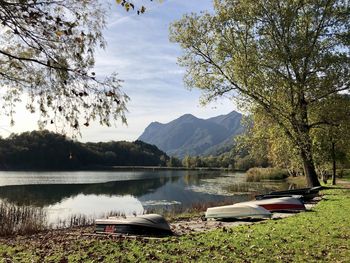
[0,130,170,170]
[172,145,265,171]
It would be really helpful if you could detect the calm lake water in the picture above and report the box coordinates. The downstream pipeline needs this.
[0,170,290,224]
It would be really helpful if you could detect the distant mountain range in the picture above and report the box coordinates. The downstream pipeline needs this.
[138,111,244,158]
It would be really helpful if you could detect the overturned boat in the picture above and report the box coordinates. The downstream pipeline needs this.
[255,194,304,200]
[205,204,272,220]
[205,196,305,220]
[95,214,172,236]
[255,186,322,201]
[241,197,306,212]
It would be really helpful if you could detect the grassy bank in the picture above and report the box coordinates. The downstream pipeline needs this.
[246,167,289,182]
[0,186,349,262]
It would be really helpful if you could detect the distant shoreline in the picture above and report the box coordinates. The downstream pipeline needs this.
[0,166,242,172]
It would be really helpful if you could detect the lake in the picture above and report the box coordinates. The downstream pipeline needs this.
[0,170,290,224]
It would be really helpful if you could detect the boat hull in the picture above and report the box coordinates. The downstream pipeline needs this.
[95,214,173,236]
[242,197,306,212]
[95,224,173,236]
[255,187,322,201]
[205,204,272,220]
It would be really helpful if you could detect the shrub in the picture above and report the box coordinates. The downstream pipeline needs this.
[246,167,289,182]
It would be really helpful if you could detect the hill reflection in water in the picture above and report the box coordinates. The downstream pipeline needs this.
[0,170,289,223]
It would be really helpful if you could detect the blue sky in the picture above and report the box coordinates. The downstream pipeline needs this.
[0,0,237,141]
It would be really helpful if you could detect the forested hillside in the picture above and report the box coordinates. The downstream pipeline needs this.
[0,131,169,170]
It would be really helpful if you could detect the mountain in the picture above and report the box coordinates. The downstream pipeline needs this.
[138,111,244,158]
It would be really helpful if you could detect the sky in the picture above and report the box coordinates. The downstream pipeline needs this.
[0,0,237,142]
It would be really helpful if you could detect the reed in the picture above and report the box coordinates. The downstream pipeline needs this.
[54,214,94,229]
[0,201,47,236]
[246,167,289,182]
[54,211,127,229]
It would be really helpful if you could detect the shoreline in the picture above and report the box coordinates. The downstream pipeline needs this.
[0,195,321,240]
[1,185,349,262]
[0,166,242,172]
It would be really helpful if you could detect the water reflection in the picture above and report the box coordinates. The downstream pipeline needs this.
[0,177,179,206]
[0,170,290,223]
[47,195,144,224]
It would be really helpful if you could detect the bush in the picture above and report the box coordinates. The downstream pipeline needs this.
[246,167,289,182]
[235,155,256,170]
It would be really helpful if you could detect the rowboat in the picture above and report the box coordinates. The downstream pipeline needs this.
[95,214,172,236]
[241,197,306,212]
[205,204,272,220]
[255,194,303,200]
[255,186,322,200]
[205,196,305,220]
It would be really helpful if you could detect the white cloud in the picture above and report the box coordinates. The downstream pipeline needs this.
[1,0,238,142]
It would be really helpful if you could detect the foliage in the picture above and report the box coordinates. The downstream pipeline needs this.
[241,95,350,181]
[115,0,163,15]
[246,167,289,182]
[0,130,169,170]
[166,156,182,167]
[0,187,349,261]
[310,94,350,181]
[233,155,257,171]
[0,0,130,131]
[240,108,304,172]
[170,0,350,186]
[181,154,234,169]
[180,143,265,170]
[342,169,350,181]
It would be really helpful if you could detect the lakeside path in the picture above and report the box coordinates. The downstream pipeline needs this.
[0,182,349,262]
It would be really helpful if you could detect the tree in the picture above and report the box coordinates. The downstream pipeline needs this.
[238,109,302,173]
[166,156,182,167]
[0,0,161,131]
[311,94,350,185]
[241,95,350,183]
[170,0,349,187]
[0,0,131,131]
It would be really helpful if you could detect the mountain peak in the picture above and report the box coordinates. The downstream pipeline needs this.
[149,121,162,126]
[177,113,197,121]
[138,111,244,158]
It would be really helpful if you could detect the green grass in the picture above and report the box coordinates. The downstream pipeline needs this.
[246,167,289,182]
[0,187,349,262]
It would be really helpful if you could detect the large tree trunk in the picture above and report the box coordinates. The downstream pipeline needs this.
[300,149,321,187]
[297,95,321,187]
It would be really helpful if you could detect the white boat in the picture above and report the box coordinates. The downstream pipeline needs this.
[240,197,306,212]
[205,204,272,220]
[95,214,172,236]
